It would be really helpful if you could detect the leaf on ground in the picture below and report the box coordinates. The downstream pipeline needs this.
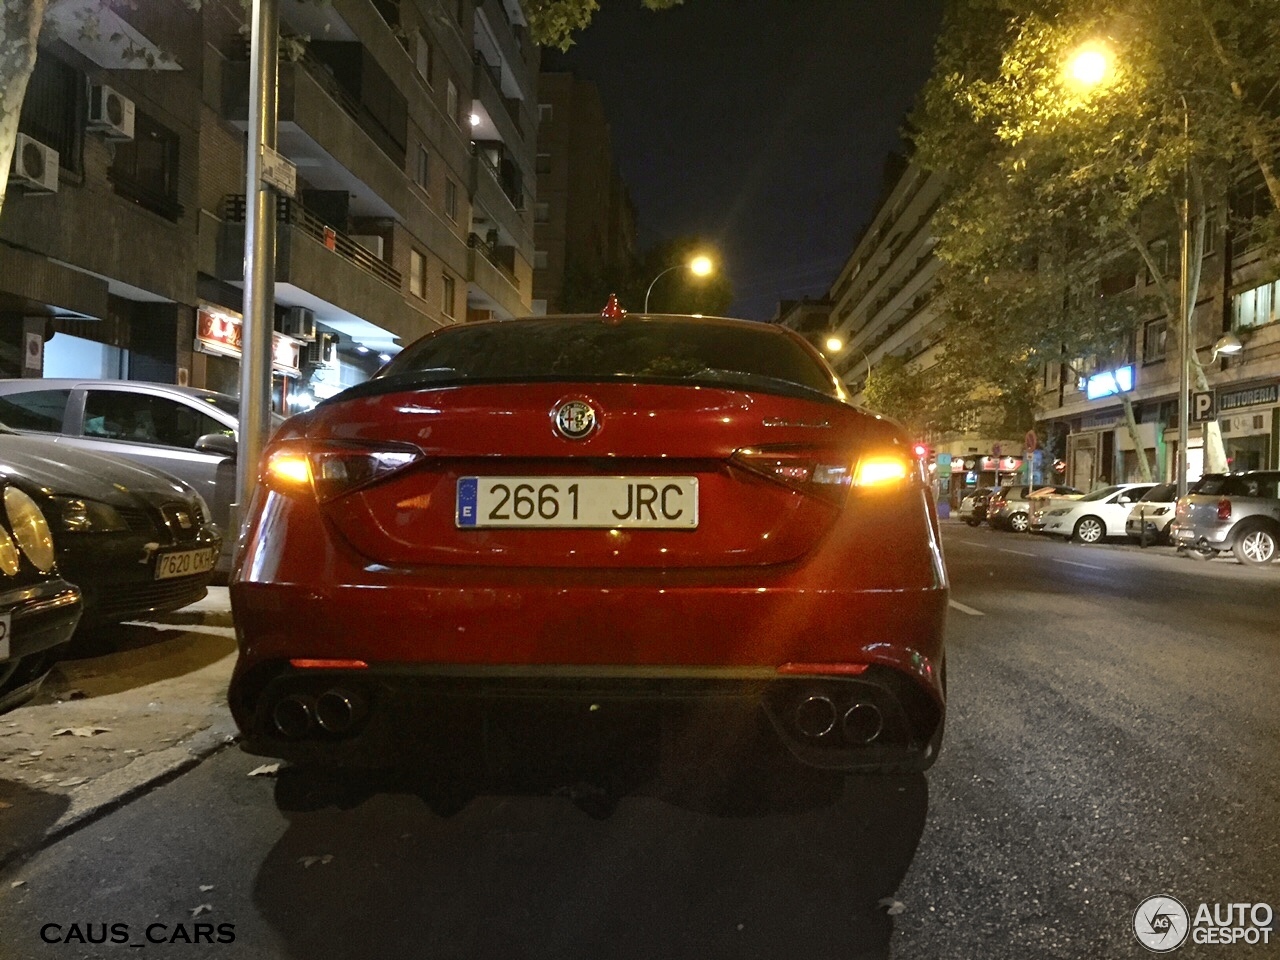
[57,777,89,788]
[52,727,111,738]
[190,904,213,917]
[28,751,43,757]
[10,879,26,888]
[0,801,11,810]
[877,898,907,916]
[247,763,280,778]
[298,854,334,868]
[199,885,215,892]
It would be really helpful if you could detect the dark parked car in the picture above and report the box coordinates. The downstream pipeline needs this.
[0,379,284,572]
[1171,471,1280,565]
[230,313,948,777]
[0,480,82,711]
[0,431,222,629]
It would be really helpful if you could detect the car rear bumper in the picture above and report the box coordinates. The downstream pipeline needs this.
[228,579,947,772]
[1170,521,1232,549]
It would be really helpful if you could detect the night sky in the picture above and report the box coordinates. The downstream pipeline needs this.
[545,0,945,320]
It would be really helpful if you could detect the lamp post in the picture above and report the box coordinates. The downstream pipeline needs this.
[821,336,872,394]
[644,255,713,313]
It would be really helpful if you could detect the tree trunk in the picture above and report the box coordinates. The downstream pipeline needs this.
[0,0,48,221]
[1119,395,1152,481]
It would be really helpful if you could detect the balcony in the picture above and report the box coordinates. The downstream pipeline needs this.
[472,52,524,146]
[225,195,401,288]
[467,233,526,318]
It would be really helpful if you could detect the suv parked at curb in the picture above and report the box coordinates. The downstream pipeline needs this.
[957,487,995,526]
[1171,471,1280,565]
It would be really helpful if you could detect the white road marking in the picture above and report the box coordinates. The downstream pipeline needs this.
[998,548,1036,556]
[122,621,238,639]
[1052,559,1096,569]
[948,600,986,617]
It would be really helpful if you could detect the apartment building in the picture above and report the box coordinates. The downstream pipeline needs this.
[532,71,637,315]
[1,0,537,413]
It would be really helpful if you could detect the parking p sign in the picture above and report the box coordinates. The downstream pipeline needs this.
[1192,390,1216,423]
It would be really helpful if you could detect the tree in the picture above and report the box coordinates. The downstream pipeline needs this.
[524,0,683,51]
[910,0,1280,477]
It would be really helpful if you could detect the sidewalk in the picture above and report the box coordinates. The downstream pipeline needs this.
[0,588,238,870]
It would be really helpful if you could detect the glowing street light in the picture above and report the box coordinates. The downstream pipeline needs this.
[825,335,844,353]
[644,255,716,313]
[1067,44,1113,88]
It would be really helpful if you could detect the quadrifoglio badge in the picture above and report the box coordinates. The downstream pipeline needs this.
[1133,895,1274,952]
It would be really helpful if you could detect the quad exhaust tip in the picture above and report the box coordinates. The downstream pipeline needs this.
[272,695,314,739]
[795,695,837,739]
[842,702,884,744]
[315,689,365,734]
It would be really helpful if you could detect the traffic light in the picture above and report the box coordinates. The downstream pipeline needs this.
[913,442,930,460]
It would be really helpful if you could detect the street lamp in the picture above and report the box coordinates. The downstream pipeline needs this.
[644,255,714,313]
[1210,332,1243,361]
[1068,42,1195,497]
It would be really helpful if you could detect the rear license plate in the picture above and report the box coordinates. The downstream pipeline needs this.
[457,476,699,529]
[154,546,219,581]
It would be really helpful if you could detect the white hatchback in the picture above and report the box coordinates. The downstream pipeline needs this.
[1038,483,1157,543]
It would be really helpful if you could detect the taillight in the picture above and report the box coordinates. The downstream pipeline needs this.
[731,445,852,505]
[1217,497,1232,521]
[263,440,423,501]
[731,445,917,505]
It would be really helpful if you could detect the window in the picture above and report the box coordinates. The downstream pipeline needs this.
[538,103,553,124]
[414,31,433,85]
[534,202,550,222]
[0,389,71,432]
[441,274,456,317]
[414,144,429,190]
[445,179,457,220]
[1235,278,1280,330]
[1142,319,1168,363]
[534,250,549,269]
[83,392,223,449]
[536,152,552,174]
[17,54,83,175]
[446,80,459,126]
[410,250,426,298]
[109,112,182,220]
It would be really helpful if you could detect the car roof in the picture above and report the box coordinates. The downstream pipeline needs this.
[0,378,235,403]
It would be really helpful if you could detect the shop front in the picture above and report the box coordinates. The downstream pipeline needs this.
[1217,381,1278,471]
[192,304,301,413]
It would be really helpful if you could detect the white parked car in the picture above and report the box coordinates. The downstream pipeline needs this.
[1037,483,1157,543]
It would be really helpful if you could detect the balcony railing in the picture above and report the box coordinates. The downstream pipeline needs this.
[468,232,518,283]
[473,52,523,138]
[224,195,402,289]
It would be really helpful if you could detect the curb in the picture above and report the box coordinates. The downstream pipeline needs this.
[0,721,239,874]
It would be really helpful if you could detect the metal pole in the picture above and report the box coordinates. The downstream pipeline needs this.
[1176,101,1190,500]
[235,0,279,528]
[643,265,680,313]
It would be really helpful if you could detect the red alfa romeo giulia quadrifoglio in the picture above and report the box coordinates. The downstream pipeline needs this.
[228,311,948,776]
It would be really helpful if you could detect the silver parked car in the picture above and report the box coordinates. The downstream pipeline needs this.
[1170,471,1280,565]
[0,379,283,572]
[987,484,1083,532]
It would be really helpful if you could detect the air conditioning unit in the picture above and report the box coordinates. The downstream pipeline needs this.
[302,332,336,367]
[281,306,317,342]
[9,134,59,193]
[88,84,136,140]
[350,235,385,260]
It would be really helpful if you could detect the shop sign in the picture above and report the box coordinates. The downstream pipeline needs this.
[196,306,301,376]
[1085,365,1135,401]
[1218,382,1279,412]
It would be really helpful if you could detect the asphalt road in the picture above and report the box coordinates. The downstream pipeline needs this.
[1,525,1277,960]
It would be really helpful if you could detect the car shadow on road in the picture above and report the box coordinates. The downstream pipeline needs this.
[36,626,235,701]
[250,720,929,960]
[0,780,71,871]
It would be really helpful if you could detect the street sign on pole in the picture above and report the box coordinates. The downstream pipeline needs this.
[260,145,296,198]
[1191,390,1216,423]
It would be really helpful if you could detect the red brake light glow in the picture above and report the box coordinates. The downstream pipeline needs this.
[289,658,369,670]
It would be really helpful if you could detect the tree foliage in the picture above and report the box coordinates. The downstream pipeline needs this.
[523,0,683,51]
[910,0,1280,475]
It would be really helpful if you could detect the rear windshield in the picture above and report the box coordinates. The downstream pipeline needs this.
[1191,474,1229,495]
[1222,473,1280,498]
[336,317,843,403]
[1138,482,1177,502]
